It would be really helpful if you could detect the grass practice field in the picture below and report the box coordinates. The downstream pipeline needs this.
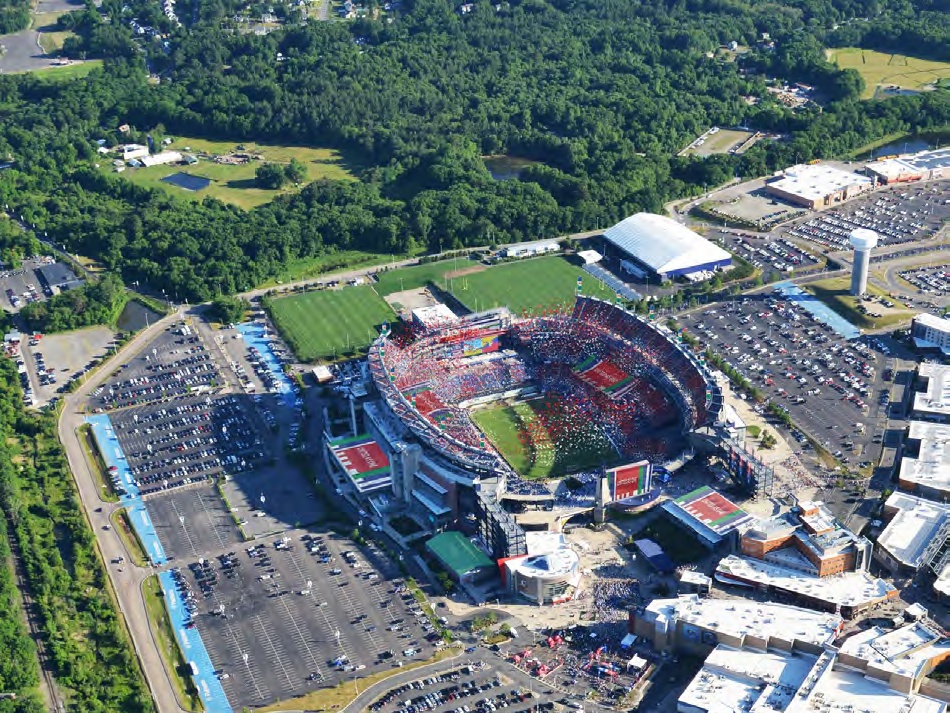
[827,48,950,99]
[267,286,394,361]
[113,136,357,209]
[471,395,616,480]
[452,256,615,314]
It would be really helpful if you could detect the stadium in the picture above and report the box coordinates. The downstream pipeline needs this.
[367,296,722,490]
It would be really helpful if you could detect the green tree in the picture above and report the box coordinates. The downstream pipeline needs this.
[209,295,249,324]
[255,163,287,190]
[284,158,308,184]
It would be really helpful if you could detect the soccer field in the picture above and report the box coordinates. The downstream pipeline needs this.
[471,395,616,480]
[267,286,395,362]
[451,257,615,314]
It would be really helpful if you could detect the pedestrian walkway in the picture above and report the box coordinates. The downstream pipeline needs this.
[774,281,862,340]
[158,571,233,713]
[236,322,296,408]
[86,414,168,565]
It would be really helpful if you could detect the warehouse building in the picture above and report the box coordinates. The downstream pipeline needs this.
[765,164,873,209]
[865,147,950,185]
[602,213,731,280]
[876,491,950,599]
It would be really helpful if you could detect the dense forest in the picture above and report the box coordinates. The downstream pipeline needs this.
[0,0,29,34]
[0,0,946,304]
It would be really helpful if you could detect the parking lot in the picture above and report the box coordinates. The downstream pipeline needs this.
[19,326,115,407]
[90,321,219,411]
[784,180,950,250]
[714,230,823,276]
[147,483,244,561]
[900,264,950,296]
[0,257,83,312]
[173,531,444,710]
[371,664,557,713]
[108,393,270,497]
[677,292,896,474]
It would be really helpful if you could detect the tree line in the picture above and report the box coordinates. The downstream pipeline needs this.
[0,0,942,305]
[19,274,129,333]
[0,358,153,712]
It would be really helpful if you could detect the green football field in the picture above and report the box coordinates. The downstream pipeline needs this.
[471,395,616,480]
[267,286,395,361]
[450,257,615,314]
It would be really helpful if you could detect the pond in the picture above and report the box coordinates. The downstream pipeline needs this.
[483,155,539,181]
[116,300,162,332]
[860,131,950,160]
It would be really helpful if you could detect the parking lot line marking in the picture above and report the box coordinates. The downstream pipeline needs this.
[276,593,324,679]
[252,613,297,696]
[194,489,230,550]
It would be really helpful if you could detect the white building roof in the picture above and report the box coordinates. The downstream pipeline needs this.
[644,594,842,647]
[768,164,872,203]
[508,531,580,577]
[915,312,950,332]
[785,659,947,713]
[411,304,458,328]
[900,450,950,495]
[838,622,950,680]
[877,491,950,568]
[141,150,182,167]
[715,555,896,607]
[679,646,816,713]
[602,213,731,276]
[576,250,602,265]
[914,362,950,416]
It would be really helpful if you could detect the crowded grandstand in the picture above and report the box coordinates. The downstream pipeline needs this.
[367,297,721,483]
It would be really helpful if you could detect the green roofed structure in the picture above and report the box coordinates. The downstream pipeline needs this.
[426,531,496,584]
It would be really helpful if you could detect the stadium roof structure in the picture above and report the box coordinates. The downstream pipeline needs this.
[411,304,458,330]
[662,485,754,547]
[327,434,392,494]
[602,213,731,277]
[425,531,494,580]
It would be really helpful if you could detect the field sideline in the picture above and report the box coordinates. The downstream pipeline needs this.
[267,286,395,362]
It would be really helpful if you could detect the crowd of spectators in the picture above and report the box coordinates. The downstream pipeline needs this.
[367,297,717,480]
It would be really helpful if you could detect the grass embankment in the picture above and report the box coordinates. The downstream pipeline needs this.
[114,137,358,210]
[803,276,914,330]
[142,575,203,712]
[79,422,119,503]
[827,48,950,99]
[258,647,460,713]
[18,60,103,80]
[266,285,395,362]
[110,508,148,567]
[257,251,397,289]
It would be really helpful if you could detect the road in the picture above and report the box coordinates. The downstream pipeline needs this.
[58,309,190,713]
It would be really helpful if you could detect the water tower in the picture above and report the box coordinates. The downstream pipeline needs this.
[849,228,878,296]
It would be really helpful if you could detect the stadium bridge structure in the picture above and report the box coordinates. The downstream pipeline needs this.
[363,297,723,557]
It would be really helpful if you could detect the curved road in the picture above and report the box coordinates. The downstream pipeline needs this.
[58,310,189,713]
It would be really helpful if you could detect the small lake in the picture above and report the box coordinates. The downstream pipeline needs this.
[860,130,950,160]
[117,300,162,332]
[483,155,539,181]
